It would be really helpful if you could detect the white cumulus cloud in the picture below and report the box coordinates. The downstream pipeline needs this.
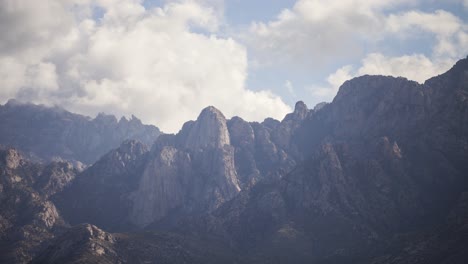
[242,0,422,68]
[0,0,291,133]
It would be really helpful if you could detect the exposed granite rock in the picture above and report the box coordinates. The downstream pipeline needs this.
[227,117,259,188]
[185,106,231,149]
[0,147,78,263]
[129,146,192,227]
[26,57,468,263]
[55,106,242,229]
[283,101,309,122]
[227,108,302,190]
[167,57,468,263]
[35,162,77,198]
[129,106,240,227]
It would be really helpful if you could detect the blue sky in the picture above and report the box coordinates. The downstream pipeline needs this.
[1,0,467,132]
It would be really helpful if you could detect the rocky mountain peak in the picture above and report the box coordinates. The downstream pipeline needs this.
[282,101,309,123]
[185,106,230,149]
[294,101,308,118]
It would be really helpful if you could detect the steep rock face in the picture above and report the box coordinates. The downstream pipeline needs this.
[54,140,150,231]
[0,101,161,164]
[56,107,242,229]
[54,99,327,230]
[129,146,192,227]
[171,57,468,263]
[129,106,240,227]
[273,101,309,146]
[226,102,310,189]
[0,147,78,263]
[227,117,259,188]
[20,57,468,264]
[178,139,419,262]
[185,106,231,149]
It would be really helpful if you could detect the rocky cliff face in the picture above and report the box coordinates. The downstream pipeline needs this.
[56,107,242,229]
[168,57,468,263]
[184,106,231,149]
[55,102,309,230]
[0,101,161,164]
[227,101,310,189]
[0,147,78,263]
[6,57,468,264]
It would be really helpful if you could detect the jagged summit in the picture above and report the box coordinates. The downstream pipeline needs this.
[185,105,230,149]
[282,101,309,123]
[293,101,308,119]
[200,105,224,116]
[0,101,160,164]
[5,56,468,264]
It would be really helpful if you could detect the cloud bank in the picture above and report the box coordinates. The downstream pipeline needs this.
[0,0,291,133]
[1,0,467,130]
[243,0,468,103]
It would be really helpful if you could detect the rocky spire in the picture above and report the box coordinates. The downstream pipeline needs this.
[281,101,309,123]
[293,101,308,119]
[185,106,230,149]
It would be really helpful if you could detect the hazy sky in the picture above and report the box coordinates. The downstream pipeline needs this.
[1,0,467,132]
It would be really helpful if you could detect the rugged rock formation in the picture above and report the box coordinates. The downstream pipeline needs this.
[184,106,231,149]
[166,57,468,263]
[0,147,78,263]
[7,57,468,264]
[56,107,242,229]
[54,140,150,231]
[55,102,310,230]
[227,101,310,189]
[0,100,161,164]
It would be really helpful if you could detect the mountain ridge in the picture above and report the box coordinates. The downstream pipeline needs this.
[0,57,467,263]
[0,100,161,164]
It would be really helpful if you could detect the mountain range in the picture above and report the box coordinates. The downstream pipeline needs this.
[0,100,160,165]
[0,57,467,263]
